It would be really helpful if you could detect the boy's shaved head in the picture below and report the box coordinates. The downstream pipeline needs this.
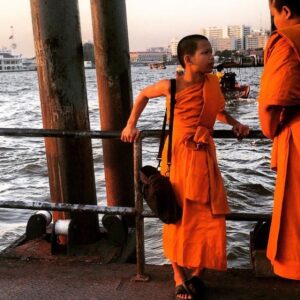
[177,35,208,68]
[270,0,300,16]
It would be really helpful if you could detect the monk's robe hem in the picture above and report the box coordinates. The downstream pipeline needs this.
[273,260,300,280]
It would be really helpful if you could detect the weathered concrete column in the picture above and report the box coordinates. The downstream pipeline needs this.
[90,0,134,211]
[30,0,99,244]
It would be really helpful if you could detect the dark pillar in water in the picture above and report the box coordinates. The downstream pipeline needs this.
[30,0,99,244]
[90,1,134,212]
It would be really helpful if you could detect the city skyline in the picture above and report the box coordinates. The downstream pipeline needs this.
[0,0,271,57]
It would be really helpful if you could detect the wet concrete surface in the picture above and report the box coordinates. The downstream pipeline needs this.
[0,257,300,300]
[0,236,300,299]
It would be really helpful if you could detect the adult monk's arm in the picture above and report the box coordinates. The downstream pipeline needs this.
[258,35,300,139]
[258,105,282,139]
[121,79,169,143]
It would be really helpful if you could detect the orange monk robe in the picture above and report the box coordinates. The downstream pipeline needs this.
[161,74,229,269]
[258,24,300,280]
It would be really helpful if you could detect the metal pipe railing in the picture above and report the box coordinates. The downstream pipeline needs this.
[0,200,271,221]
[0,200,270,221]
[0,128,266,139]
[0,200,136,216]
[0,128,270,280]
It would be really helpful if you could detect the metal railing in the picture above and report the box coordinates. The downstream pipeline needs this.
[0,128,271,280]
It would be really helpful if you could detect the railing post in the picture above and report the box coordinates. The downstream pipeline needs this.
[133,137,149,281]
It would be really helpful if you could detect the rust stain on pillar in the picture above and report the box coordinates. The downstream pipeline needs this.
[91,0,134,209]
[30,0,99,244]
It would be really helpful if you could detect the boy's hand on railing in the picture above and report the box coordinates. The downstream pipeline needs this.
[121,125,141,143]
[232,123,250,139]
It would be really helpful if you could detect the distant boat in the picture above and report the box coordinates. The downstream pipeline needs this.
[149,62,166,69]
[220,71,250,100]
[215,63,250,100]
[0,48,23,72]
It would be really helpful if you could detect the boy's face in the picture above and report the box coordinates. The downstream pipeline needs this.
[189,40,214,73]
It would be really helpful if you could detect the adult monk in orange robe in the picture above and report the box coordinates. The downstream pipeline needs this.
[122,35,249,299]
[258,0,300,280]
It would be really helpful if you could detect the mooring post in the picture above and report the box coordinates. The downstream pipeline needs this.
[90,0,134,214]
[30,0,99,244]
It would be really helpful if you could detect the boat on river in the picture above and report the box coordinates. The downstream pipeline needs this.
[0,48,23,72]
[216,64,250,100]
[149,62,166,69]
[220,71,250,100]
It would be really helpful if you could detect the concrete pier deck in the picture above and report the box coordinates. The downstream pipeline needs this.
[0,257,300,300]
[0,236,299,299]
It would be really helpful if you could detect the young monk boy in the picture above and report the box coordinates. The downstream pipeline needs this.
[122,35,249,299]
[258,0,300,280]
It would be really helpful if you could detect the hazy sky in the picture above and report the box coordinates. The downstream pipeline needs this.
[0,0,271,57]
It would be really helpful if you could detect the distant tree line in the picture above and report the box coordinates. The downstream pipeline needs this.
[215,50,236,58]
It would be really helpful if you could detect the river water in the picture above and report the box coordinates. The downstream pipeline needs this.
[0,66,274,268]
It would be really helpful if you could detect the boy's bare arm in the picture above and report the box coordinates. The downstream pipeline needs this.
[217,110,250,138]
[121,80,170,143]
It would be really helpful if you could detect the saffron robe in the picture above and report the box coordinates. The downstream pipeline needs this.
[161,74,229,269]
[258,24,300,280]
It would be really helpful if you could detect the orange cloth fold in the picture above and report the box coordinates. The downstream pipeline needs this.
[258,24,300,280]
[161,74,229,269]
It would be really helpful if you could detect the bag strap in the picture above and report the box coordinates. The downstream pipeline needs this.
[195,80,206,126]
[157,79,176,169]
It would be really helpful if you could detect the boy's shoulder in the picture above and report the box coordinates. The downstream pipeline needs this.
[157,78,172,85]
[154,78,173,91]
[206,73,220,84]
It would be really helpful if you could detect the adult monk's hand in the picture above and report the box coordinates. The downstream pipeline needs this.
[232,123,250,139]
[121,125,141,143]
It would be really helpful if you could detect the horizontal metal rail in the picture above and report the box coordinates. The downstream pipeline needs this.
[142,129,266,139]
[0,128,121,139]
[0,200,271,221]
[0,200,136,216]
[0,128,267,139]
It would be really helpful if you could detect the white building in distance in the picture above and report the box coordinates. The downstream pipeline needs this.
[245,32,269,50]
[169,38,179,56]
[201,25,264,52]
[130,51,172,64]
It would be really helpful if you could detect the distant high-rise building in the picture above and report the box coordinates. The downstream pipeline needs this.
[170,38,179,56]
[228,25,242,38]
[207,26,227,39]
[206,27,228,52]
[205,25,253,51]
[245,32,269,50]
[227,25,252,50]
[243,26,251,37]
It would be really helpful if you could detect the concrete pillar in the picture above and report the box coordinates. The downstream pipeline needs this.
[90,0,134,212]
[30,0,99,244]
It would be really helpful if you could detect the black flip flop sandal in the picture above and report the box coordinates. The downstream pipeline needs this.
[184,276,206,299]
[175,284,193,300]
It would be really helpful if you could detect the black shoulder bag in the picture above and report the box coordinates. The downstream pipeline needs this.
[139,79,182,224]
